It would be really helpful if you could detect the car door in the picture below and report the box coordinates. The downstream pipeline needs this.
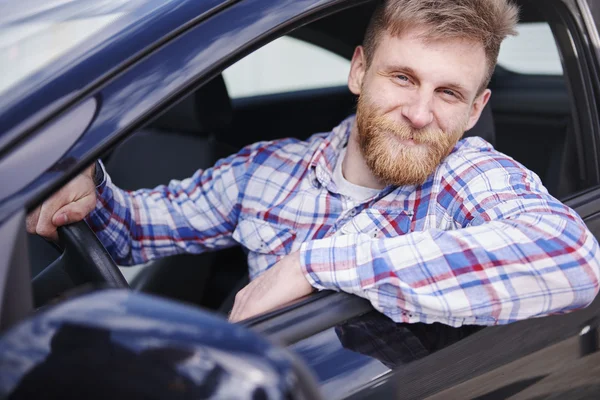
[0,211,32,331]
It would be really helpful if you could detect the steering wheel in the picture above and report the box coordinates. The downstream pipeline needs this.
[32,221,129,307]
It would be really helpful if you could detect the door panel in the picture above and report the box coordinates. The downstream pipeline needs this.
[0,211,33,331]
[566,187,600,237]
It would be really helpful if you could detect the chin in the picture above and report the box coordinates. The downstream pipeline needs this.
[384,137,431,160]
[370,143,440,187]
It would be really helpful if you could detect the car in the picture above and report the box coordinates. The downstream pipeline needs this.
[1,0,600,398]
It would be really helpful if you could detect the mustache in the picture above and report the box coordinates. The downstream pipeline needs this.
[360,114,447,146]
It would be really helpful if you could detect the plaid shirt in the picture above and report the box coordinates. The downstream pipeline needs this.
[88,116,600,327]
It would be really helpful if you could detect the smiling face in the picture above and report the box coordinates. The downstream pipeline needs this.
[349,27,491,186]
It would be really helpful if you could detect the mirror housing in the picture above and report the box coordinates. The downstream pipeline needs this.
[0,289,321,399]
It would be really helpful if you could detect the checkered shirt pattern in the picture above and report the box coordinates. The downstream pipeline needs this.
[87,116,600,326]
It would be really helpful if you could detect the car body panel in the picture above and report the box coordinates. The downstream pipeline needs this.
[291,327,390,399]
[0,0,232,148]
[0,289,302,398]
[0,98,97,201]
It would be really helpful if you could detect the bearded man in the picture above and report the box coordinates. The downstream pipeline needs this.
[28,0,600,326]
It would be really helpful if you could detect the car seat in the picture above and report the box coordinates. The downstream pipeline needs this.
[104,75,236,305]
[463,102,496,146]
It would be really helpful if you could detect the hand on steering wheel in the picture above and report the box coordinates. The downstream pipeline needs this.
[32,221,128,307]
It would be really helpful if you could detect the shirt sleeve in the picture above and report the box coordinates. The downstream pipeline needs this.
[86,144,259,266]
[299,162,600,327]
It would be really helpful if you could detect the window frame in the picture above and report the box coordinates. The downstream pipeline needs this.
[546,0,600,191]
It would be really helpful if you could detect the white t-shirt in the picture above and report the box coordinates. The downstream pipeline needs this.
[332,146,380,202]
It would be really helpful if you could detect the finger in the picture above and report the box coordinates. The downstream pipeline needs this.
[36,196,67,241]
[229,292,243,322]
[25,206,41,234]
[229,307,238,322]
[51,193,97,227]
[229,287,250,323]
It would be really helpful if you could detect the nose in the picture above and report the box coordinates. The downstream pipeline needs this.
[401,93,434,129]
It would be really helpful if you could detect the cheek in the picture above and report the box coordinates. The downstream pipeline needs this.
[432,102,470,134]
[366,78,405,112]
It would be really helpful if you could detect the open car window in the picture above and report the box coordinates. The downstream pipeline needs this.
[497,22,563,75]
[222,36,350,99]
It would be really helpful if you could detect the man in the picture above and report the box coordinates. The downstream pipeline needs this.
[28,0,600,325]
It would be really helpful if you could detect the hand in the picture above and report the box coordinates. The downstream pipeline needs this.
[26,163,97,242]
[229,252,314,322]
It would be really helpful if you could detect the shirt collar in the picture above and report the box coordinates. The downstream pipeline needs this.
[310,115,354,189]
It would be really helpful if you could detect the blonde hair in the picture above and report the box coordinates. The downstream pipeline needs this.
[363,0,519,94]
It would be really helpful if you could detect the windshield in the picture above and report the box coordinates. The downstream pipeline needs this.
[0,0,157,98]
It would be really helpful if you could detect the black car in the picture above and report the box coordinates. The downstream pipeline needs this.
[1,0,600,398]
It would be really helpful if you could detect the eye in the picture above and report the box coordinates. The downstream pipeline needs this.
[395,74,410,82]
[442,89,457,97]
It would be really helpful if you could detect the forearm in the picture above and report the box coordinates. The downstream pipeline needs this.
[300,211,600,326]
[86,161,240,265]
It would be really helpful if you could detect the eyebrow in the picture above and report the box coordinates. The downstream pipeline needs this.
[384,64,419,78]
[444,82,470,96]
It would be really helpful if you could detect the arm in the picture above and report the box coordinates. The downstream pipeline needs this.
[86,144,258,266]
[300,165,600,326]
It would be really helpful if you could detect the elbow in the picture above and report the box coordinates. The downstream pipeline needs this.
[559,230,600,312]
[571,258,600,311]
[527,220,600,318]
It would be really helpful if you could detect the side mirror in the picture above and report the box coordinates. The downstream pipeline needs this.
[0,289,321,399]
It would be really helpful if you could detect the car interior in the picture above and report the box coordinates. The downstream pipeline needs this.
[26,0,589,355]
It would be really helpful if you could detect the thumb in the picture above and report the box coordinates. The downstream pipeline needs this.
[51,194,97,227]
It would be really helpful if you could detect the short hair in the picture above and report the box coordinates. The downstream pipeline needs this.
[363,0,519,95]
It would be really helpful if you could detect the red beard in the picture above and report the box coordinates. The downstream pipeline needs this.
[355,95,466,186]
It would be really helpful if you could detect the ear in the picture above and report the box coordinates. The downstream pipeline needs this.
[465,89,491,131]
[348,46,368,95]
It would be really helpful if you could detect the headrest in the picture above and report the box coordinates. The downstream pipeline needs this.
[463,102,495,146]
[152,74,232,135]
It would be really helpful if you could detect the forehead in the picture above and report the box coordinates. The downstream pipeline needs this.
[372,28,487,94]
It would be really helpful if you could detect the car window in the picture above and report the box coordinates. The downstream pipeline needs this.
[0,5,127,98]
[222,36,351,99]
[497,22,563,75]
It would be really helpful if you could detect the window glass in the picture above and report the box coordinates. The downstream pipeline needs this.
[0,12,124,96]
[497,22,563,74]
[289,311,482,399]
[223,36,350,99]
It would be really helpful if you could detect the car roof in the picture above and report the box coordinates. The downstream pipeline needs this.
[0,0,231,150]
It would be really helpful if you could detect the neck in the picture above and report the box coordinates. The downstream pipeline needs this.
[342,122,387,190]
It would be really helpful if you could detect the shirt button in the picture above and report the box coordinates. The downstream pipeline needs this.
[349,209,357,217]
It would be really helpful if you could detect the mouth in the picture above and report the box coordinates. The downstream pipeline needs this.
[389,134,418,146]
